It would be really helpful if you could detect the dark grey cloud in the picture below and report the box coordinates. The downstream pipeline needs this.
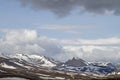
[19,0,120,16]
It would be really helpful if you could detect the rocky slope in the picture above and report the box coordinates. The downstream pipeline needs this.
[55,57,117,74]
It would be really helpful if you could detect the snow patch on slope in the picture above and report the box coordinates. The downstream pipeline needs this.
[0,63,16,69]
[13,62,31,69]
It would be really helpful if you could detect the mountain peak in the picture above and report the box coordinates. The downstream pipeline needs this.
[9,53,57,67]
[72,57,80,60]
[72,57,85,61]
[65,57,87,67]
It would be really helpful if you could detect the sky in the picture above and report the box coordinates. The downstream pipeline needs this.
[0,0,120,62]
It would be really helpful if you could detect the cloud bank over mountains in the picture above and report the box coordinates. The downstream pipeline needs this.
[0,29,120,62]
[0,29,63,58]
[19,0,120,16]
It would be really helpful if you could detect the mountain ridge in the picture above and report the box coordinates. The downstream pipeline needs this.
[0,53,120,80]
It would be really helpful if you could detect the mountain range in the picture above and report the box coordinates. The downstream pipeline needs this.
[0,53,120,80]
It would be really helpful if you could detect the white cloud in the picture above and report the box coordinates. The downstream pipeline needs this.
[38,25,77,30]
[5,29,37,43]
[60,38,120,62]
[38,25,96,31]
[37,25,98,36]
[0,29,120,62]
[0,29,63,59]
[60,37,120,46]
[62,45,120,62]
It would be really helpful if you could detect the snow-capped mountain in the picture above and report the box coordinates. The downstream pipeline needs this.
[55,58,117,74]
[0,56,31,70]
[11,53,57,67]
[64,57,88,67]
[0,54,120,80]
[0,53,58,70]
[0,53,118,75]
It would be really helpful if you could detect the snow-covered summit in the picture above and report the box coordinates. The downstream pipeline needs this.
[11,53,56,67]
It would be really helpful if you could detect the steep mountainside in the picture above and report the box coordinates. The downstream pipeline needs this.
[55,57,117,74]
[0,53,59,70]
[65,57,88,67]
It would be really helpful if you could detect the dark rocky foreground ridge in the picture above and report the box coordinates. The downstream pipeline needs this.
[0,66,94,80]
[1,66,120,80]
[0,53,120,80]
